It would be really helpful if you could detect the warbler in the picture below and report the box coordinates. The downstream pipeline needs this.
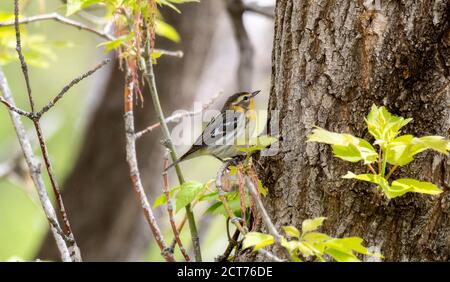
[166,90,261,170]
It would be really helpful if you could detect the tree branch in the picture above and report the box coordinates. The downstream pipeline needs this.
[0,12,183,58]
[215,160,284,262]
[0,96,34,118]
[0,12,115,41]
[135,90,223,139]
[36,59,110,118]
[14,1,35,112]
[123,65,175,262]
[163,154,190,262]
[12,0,81,261]
[144,58,202,262]
[0,67,72,262]
[245,177,281,242]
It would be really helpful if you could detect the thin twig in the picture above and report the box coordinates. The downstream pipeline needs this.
[215,160,284,262]
[367,164,377,175]
[13,0,81,261]
[33,119,81,260]
[169,185,208,251]
[163,153,191,262]
[0,96,34,118]
[0,67,71,262]
[123,65,175,262]
[246,175,292,261]
[0,12,115,41]
[14,1,35,112]
[216,228,241,262]
[144,57,202,262]
[135,90,223,139]
[36,59,110,118]
[0,12,183,58]
[245,177,281,242]
[386,165,398,180]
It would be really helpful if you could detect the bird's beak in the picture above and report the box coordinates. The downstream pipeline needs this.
[251,90,261,97]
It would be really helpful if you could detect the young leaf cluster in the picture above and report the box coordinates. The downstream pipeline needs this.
[66,0,195,53]
[243,217,382,262]
[307,104,449,198]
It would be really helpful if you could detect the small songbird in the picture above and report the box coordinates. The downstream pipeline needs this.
[166,90,261,170]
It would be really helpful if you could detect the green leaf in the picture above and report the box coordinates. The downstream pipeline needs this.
[175,181,205,212]
[203,201,223,215]
[282,226,300,238]
[344,172,443,198]
[385,135,415,166]
[228,165,238,176]
[256,179,268,197]
[243,232,275,251]
[238,135,279,153]
[152,185,182,208]
[66,0,103,16]
[386,135,449,166]
[332,136,378,164]
[97,34,134,52]
[156,0,199,13]
[342,172,394,198]
[342,172,382,184]
[365,104,412,147]
[206,197,245,218]
[325,248,361,262]
[391,179,442,196]
[295,241,317,257]
[302,217,326,234]
[198,191,219,202]
[323,237,382,261]
[302,232,331,243]
[156,19,180,42]
[307,127,348,145]
[153,194,168,209]
[308,128,377,164]
[410,136,450,155]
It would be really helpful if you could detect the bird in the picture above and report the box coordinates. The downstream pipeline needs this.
[166,90,261,171]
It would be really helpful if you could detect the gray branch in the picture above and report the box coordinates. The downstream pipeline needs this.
[0,67,72,262]
[0,13,183,58]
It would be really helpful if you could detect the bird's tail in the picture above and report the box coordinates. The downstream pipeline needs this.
[164,158,182,172]
[164,146,204,172]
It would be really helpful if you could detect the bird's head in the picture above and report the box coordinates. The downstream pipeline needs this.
[223,90,261,113]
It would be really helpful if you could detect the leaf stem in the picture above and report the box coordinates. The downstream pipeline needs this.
[378,148,382,174]
[367,164,377,174]
[381,148,387,177]
[386,165,398,180]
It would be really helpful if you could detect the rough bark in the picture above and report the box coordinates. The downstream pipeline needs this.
[38,1,221,261]
[249,0,449,261]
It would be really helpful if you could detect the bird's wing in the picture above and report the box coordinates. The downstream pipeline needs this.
[196,110,245,147]
[178,111,245,162]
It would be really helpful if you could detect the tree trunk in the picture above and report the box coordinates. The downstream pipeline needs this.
[38,1,221,261]
[248,0,449,261]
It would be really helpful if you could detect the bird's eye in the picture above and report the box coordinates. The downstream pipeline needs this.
[242,96,249,101]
